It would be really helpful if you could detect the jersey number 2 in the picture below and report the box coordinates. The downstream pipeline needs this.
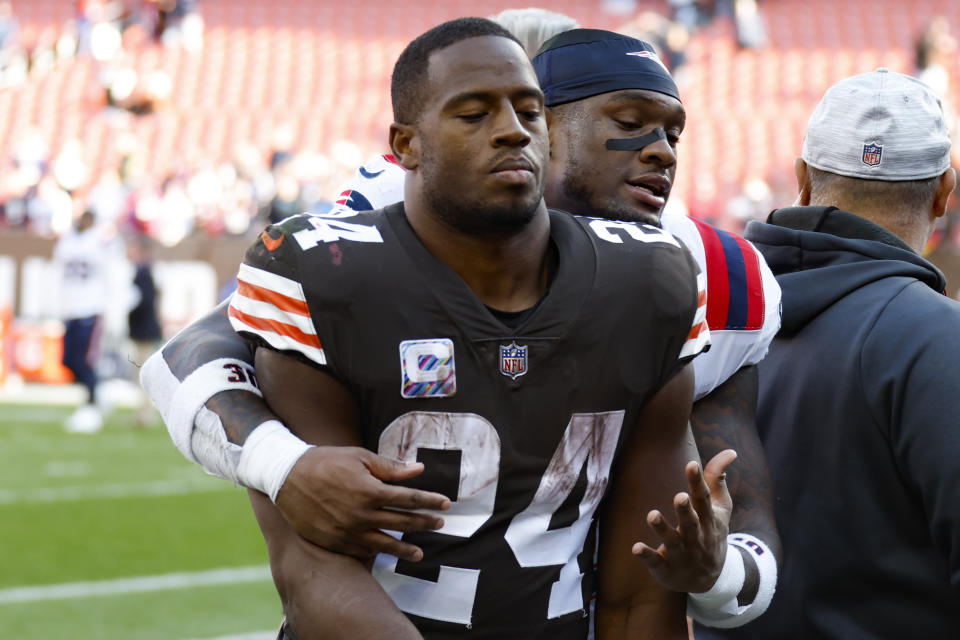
[372,410,624,625]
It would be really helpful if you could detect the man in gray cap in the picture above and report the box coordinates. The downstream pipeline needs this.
[700,68,960,638]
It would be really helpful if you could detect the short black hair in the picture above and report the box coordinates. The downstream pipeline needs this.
[391,17,521,124]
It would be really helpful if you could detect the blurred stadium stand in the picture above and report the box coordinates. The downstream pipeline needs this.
[3,1,958,228]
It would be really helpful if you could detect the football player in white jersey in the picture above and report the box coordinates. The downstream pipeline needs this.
[141,17,781,633]
[54,209,114,433]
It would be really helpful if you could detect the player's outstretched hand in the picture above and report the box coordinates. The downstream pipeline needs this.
[631,449,737,594]
[275,446,451,562]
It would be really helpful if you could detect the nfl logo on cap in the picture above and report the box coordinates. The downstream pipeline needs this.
[862,142,882,166]
[499,342,528,379]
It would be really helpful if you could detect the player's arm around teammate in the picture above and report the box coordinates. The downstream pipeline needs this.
[141,301,450,562]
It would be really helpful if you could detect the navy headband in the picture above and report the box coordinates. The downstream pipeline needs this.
[533,29,680,107]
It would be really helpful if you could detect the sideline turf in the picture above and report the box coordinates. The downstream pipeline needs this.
[0,405,280,639]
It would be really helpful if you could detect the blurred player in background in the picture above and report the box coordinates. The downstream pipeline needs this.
[54,208,111,433]
[141,9,782,631]
[126,234,163,427]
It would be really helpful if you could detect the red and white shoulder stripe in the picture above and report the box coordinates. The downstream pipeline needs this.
[228,263,327,366]
[680,270,710,360]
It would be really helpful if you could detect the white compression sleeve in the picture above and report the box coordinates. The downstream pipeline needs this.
[687,533,778,628]
[191,405,243,484]
[140,349,261,468]
[140,349,313,498]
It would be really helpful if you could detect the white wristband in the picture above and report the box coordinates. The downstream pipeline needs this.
[688,533,779,628]
[688,539,746,610]
[236,420,314,503]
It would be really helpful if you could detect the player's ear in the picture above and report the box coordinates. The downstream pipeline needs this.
[932,167,956,219]
[545,108,557,158]
[793,157,811,206]
[389,123,420,170]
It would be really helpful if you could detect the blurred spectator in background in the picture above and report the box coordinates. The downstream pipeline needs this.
[29,174,74,236]
[54,209,114,433]
[30,26,60,73]
[733,0,767,49]
[668,0,707,31]
[0,1,18,55]
[84,0,125,61]
[725,175,774,230]
[126,234,161,426]
[154,0,202,51]
[268,160,303,225]
[100,49,172,116]
[915,16,956,98]
[913,17,960,258]
[53,138,89,194]
[623,10,691,76]
[0,0,25,87]
[87,168,129,225]
[153,171,195,245]
[915,17,959,167]
[0,126,75,235]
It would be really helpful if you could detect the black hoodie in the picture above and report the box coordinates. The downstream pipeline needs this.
[699,207,960,639]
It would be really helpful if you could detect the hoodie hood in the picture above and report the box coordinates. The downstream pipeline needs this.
[745,206,946,336]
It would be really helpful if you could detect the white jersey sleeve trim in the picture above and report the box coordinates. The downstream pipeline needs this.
[236,262,306,300]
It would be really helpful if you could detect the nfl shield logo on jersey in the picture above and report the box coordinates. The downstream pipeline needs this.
[499,342,528,379]
[862,142,882,166]
[400,339,456,398]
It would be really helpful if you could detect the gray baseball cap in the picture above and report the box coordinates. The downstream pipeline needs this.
[801,68,951,181]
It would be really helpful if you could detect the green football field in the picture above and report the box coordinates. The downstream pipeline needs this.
[0,402,283,640]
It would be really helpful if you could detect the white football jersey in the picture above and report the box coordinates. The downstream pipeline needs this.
[52,225,116,320]
[328,155,781,400]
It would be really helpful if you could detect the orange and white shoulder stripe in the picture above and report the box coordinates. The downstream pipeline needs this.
[227,263,327,366]
[679,270,710,360]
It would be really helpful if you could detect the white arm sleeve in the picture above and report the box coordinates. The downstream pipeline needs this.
[140,348,313,500]
[139,348,260,474]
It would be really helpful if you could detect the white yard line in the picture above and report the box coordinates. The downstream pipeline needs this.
[0,565,272,604]
[183,632,277,640]
[0,478,237,504]
[0,406,74,422]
